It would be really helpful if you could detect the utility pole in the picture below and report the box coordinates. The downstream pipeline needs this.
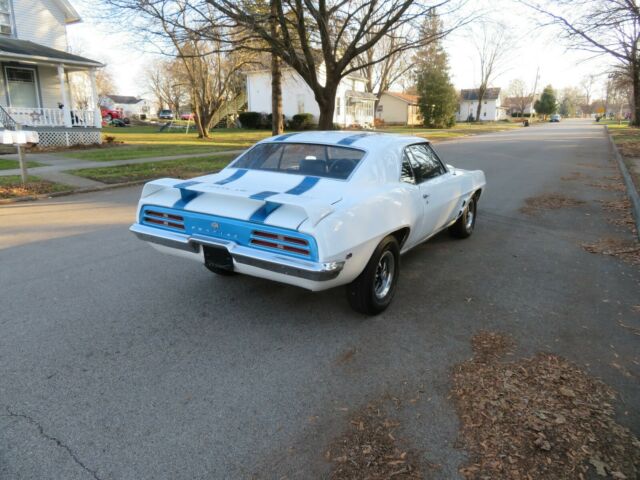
[530,66,540,119]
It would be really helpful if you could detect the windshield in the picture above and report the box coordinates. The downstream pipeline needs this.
[232,142,365,180]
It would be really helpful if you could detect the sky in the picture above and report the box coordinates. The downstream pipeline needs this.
[67,0,611,100]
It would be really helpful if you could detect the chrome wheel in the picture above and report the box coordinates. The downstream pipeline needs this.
[465,199,475,231]
[374,250,395,299]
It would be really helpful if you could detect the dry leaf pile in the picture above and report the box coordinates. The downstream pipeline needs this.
[618,142,640,158]
[520,194,585,215]
[561,171,591,182]
[0,180,62,199]
[326,403,422,480]
[599,198,638,234]
[587,181,627,192]
[583,238,640,265]
[452,332,640,479]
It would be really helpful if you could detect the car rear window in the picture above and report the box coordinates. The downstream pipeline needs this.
[232,143,365,179]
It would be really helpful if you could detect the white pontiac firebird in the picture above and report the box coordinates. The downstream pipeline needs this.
[130,131,486,314]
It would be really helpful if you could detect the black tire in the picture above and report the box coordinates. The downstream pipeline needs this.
[346,236,400,315]
[449,194,477,239]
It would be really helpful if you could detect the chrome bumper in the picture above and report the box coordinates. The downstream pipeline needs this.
[130,223,344,281]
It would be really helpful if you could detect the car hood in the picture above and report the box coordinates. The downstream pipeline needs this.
[139,169,346,230]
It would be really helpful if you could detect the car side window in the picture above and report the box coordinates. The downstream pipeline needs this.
[405,144,446,183]
[401,153,416,184]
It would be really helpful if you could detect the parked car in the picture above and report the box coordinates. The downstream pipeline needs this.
[550,114,561,122]
[180,113,195,121]
[158,109,174,120]
[101,108,122,121]
[130,132,486,314]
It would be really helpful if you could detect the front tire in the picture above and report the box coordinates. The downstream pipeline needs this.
[449,194,477,239]
[346,236,400,315]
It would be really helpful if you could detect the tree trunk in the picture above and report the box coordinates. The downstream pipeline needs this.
[195,108,212,139]
[316,84,340,130]
[271,54,283,135]
[632,62,640,127]
[476,86,485,122]
[270,0,284,135]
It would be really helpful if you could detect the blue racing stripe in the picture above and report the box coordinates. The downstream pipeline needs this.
[249,191,279,200]
[337,132,374,146]
[174,180,201,189]
[250,201,282,223]
[172,180,204,209]
[272,132,299,142]
[215,168,248,185]
[285,176,320,195]
[248,176,320,224]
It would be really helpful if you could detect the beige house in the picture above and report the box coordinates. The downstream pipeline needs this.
[377,92,422,126]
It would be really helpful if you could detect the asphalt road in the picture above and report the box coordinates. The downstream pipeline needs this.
[1,119,638,479]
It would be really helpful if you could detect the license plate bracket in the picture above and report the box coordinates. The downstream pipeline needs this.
[203,245,234,271]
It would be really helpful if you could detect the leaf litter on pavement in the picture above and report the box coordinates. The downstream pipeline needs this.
[520,193,585,215]
[452,331,640,479]
[326,401,422,479]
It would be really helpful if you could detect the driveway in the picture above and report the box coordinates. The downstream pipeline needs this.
[1,119,638,479]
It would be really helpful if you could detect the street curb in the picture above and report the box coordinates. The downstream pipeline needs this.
[605,125,640,240]
[0,179,149,205]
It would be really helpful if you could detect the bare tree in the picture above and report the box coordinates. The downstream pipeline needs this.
[354,30,414,102]
[145,59,189,114]
[505,78,534,116]
[472,22,512,122]
[103,0,256,138]
[521,0,640,126]
[580,74,596,115]
[204,0,471,128]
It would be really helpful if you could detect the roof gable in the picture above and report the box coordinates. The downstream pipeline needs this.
[383,91,419,104]
[106,95,143,104]
[460,88,501,101]
[52,0,82,24]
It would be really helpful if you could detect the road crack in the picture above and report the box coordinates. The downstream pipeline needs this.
[3,406,102,480]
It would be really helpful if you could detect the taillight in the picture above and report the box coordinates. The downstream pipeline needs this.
[143,210,185,231]
[251,230,310,257]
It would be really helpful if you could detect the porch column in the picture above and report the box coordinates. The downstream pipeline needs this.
[57,64,72,127]
[89,68,101,128]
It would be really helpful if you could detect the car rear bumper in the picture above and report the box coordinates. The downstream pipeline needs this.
[130,223,344,281]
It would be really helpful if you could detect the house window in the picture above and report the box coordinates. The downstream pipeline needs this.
[5,67,40,108]
[0,0,12,35]
[483,111,486,117]
[336,97,341,116]
[297,94,304,114]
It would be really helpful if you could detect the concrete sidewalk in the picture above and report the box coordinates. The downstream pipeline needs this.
[0,149,245,178]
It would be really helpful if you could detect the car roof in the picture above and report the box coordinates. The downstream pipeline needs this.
[259,131,430,151]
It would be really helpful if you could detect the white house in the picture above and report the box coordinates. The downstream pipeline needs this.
[456,88,507,122]
[0,0,103,146]
[245,67,376,128]
[377,91,421,126]
[100,95,151,119]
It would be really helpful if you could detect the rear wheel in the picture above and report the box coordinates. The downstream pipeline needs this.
[449,194,477,239]
[346,236,400,315]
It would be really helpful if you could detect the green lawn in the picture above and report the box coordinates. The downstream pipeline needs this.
[0,175,71,199]
[70,154,237,184]
[607,124,640,189]
[0,158,43,170]
[63,127,271,162]
[379,121,521,141]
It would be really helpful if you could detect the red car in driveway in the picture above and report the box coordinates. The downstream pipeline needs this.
[180,113,194,121]
[101,108,123,120]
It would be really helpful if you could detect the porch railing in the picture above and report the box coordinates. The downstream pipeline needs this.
[5,107,99,128]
